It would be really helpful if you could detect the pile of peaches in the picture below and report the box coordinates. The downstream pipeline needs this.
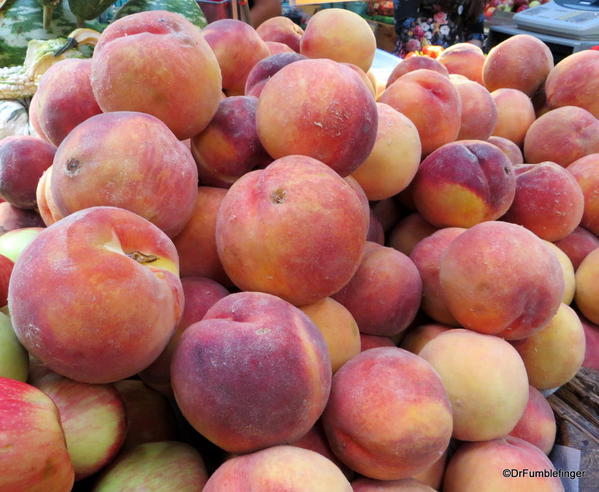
[0,6,598,492]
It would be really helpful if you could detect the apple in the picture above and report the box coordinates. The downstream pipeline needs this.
[0,226,43,262]
[0,253,13,306]
[0,311,28,381]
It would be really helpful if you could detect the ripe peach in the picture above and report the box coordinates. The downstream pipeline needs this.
[488,135,524,165]
[450,76,497,140]
[575,248,599,325]
[360,333,395,351]
[491,88,536,146]
[568,153,599,235]
[582,317,599,371]
[509,386,556,455]
[555,226,599,270]
[389,213,437,255]
[373,198,404,233]
[400,324,452,354]
[386,56,449,87]
[543,241,576,305]
[438,42,486,84]
[245,52,306,97]
[367,209,385,245]
[266,41,294,55]
[256,16,303,52]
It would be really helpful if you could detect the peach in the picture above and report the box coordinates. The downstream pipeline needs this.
[257,59,378,176]
[409,227,466,324]
[400,323,452,355]
[450,76,497,140]
[523,107,599,167]
[509,385,556,454]
[367,209,385,245]
[386,56,449,88]
[360,333,395,351]
[256,16,303,52]
[351,103,421,200]
[543,241,576,305]
[245,52,306,98]
[512,304,585,390]
[444,437,564,492]
[412,140,516,228]
[300,8,376,72]
[34,59,102,146]
[491,88,536,146]
[568,153,599,235]
[575,248,599,325]
[8,206,184,383]
[27,90,48,142]
[35,165,58,226]
[373,197,404,233]
[0,136,55,209]
[420,329,529,441]
[300,297,361,373]
[322,347,452,480]
[344,63,377,98]
[332,242,422,337]
[412,451,447,489]
[439,221,563,339]
[191,96,270,187]
[91,10,222,140]
[352,477,435,491]
[379,69,461,155]
[389,213,437,255]
[171,292,331,453]
[488,135,524,165]
[554,226,599,270]
[216,156,368,306]
[483,34,553,97]
[438,42,486,84]
[502,162,584,241]
[266,40,294,55]
[545,49,599,118]
[49,111,198,237]
[582,317,599,370]
[204,445,352,491]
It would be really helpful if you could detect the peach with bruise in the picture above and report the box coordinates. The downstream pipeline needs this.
[322,347,453,480]
[568,153,599,235]
[450,76,497,140]
[523,107,599,167]
[300,8,376,72]
[332,242,422,337]
[483,34,554,96]
[575,249,599,325]
[367,209,385,245]
[34,59,101,147]
[386,56,449,87]
[438,42,486,84]
[266,41,294,54]
[256,16,303,52]
[410,227,465,325]
[245,52,306,97]
[389,213,437,255]
[191,96,270,187]
[545,49,599,118]
[490,88,536,146]
[352,477,435,491]
[257,59,378,177]
[379,69,461,155]
[400,324,452,354]
[50,111,198,238]
[171,292,331,453]
[543,241,576,305]
[502,162,584,241]
[555,226,599,270]
[439,221,563,339]
[420,329,529,441]
[8,206,184,384]
[444,437,565,492]
[360,334,395,351]
[412,140,516,228]
[509,385,556,455]
[216,156,368,306]
[488,135,524,165]
[91,10,222,140]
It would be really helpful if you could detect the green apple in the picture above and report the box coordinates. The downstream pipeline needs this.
[0,227,43,262]
[0,312,28,381]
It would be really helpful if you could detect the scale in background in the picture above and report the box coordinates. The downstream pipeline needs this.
[487,0,599,61]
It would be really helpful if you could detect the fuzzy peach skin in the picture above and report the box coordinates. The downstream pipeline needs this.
[360,334,395,351]
[333,242,422,337]
[300,297,361,373]
[256,16,303,52]
[543,241,576,305]
[34,59,102,147]
[245,52,306,97]
[490,88,536,146]
[512,304,585,390]
[483,34,553,97]
[387,56,449,88]
[438,43,486,84]
[420,329,529,441]
[450,76,497,141]
[389,213,437,255]
[8,206,184,384]
[379,69,461,156]
[352,477,436,491]
[256,59,378,177]
[322,347,452,480]
[555,226,599,270]
[300,8,376,72]
[205,445,352,491]
[35,373,126,480]
[216,156,368,306]
[171,292,331,453]
[412,140,516,228]
[545,49,599,118]
[351,103,421,201]
[488,135,524,165]
[400,324,452,355]
[443,437,565,492]
[139,276,229,395]
[509,385,556,455]
[191,96,270,187]
[410,227,465,325]
[49,111,198,238]
[94,441,208,491]
[439,221,564,340]
[502,162,584,241]
[0,377,74,492]
[91,10,222,140]
[568,153,599,235]
[523,107,599,167]
[575,249,599,325]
